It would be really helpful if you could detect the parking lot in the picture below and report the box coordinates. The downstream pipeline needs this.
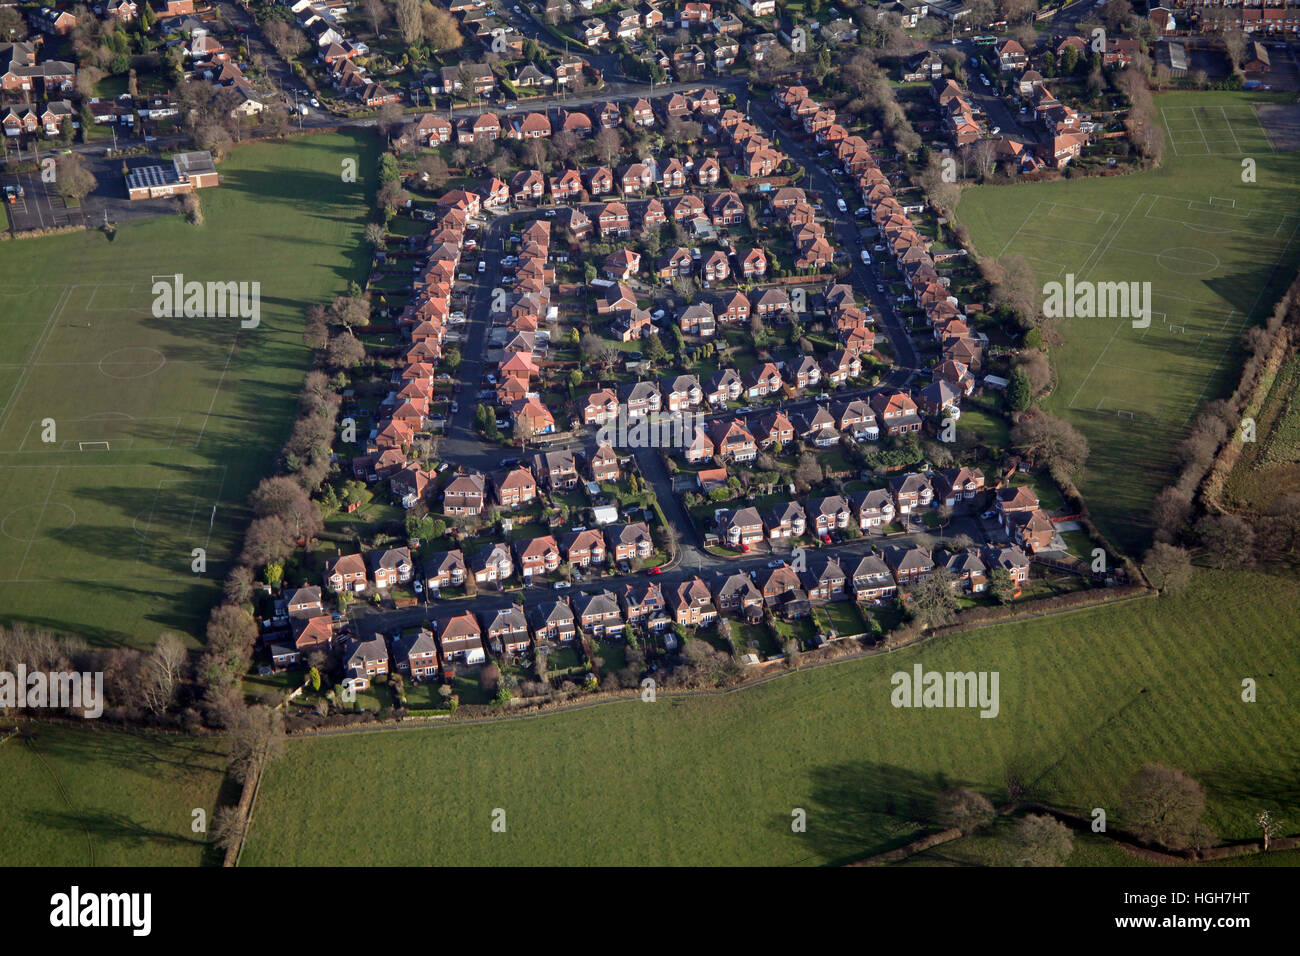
[2,165,79,232]
[1,151,181,233]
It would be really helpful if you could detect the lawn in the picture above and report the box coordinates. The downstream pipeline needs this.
[242,569,1300,866]
[956,91,1300,554]
[0,131,378,648]
[0,723,228,866]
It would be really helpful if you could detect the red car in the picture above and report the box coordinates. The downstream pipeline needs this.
[649,566,662,575]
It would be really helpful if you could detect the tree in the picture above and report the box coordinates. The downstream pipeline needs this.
[228,705,287,783]
[1223,28,1247,71]
[208,805,246,855]
[0,7,26,41]
[224,565,255,605]
[1010,413,1090,476]
[263,19,307,59]
[376,101,405,137]
[1142,542,1192,593]
[908,567,959,628]
[55,154,97,205]
[988,566,1017,604]
[1005,813,1075,866]
[1123,764,1213,850]
[415,153,450,189]
[326,332,365,370]
[936,787,996,834]
[1007,366,1032,411]
[363,0,388,35]
[199,604,257,696]
[394,0,423,44]
[422,4,463,50]
[365,222,386,247]
[1194,513,1253,570]
[140,632,187,716]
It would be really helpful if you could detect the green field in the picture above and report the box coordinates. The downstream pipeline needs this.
[957,92,1300,553]
[0,132,377,647]
[242,569,1300,866]
[0,723,228,866]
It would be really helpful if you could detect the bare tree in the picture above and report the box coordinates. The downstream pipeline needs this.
[1004,813,1074,866]
[141,632,188,716]
[936,787,996,833]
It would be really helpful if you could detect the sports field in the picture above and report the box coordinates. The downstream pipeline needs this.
[957,91,1300,553]
[0,132,377,646]
[242,569,1300,867]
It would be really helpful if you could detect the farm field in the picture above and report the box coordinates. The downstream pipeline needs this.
[1223,354,1300,512]
[0,131,377,647]
[242,569,1300,867]
[0,723,228,866]
[957,91,1300,554]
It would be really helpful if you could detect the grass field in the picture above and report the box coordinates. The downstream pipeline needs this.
[957,91,1300,553]
[242,569,1300,866]
[0,723,228,866]
[0,132,377,647]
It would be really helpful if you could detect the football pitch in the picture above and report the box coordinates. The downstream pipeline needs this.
[0,132,377,646]
[958,92,1300,553]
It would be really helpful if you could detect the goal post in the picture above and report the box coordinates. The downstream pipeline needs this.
[77,441,111,451]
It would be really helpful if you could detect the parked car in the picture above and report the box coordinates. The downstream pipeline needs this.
[648,566,662,575]
[554,581,571,590]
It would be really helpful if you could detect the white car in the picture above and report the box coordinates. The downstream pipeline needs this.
[310,98,320,107]
[477,260,486,272]
[545,209,557,217]
[860,250,872,265]
[836,198,848,213]
[554,581,571,590]
[413,580,424,594]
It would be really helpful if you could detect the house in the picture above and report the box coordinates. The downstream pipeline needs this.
[286,586,323,616]
[515,534,561,578]
[941,549,988,593]
[606,521,653,563]
[443,472,487,516]
[708,418,757,462]
[562,528,608,567]
[672,576,717,626]
[755,410,795,449]
[392,629,440,679]
[530,599,577,643]
[619,380,662,419]
[850,489,895,530]
[424,549,467,591]
[997,39,1029,72]
[720,507,764,548]
[685,426,716,464]
[984,545,1030,587]
[472,542,515,585]
[534,450,580,489]
[705,367,743,406]
[679,302,716,338]
[574,589,624,637]
[889,472,935,517]
[760,564,804,608]
[742,363,783,400]
[883,545,934,586]
[902,51,944,82]
[291,613,334,654]
[437,611,487,664]
[370,547,414,588]
[869,390,922,436]
[341,636,389,691]
[323,553,367,592]
[584,388,620,425]
[484,606,531,655]
[807,496,852,536]
[493,465,539,508]
[620,581,670,630]
[587,443,621,482]
[604,248,641,281]
[934,466,985,507]
[663,374,703,412]
[717,572,763,619]
[511,168,546,202]
[1010,508,1056,553]
[850,554,896,602]
[597,201,631,237]
[801,554,847,602]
